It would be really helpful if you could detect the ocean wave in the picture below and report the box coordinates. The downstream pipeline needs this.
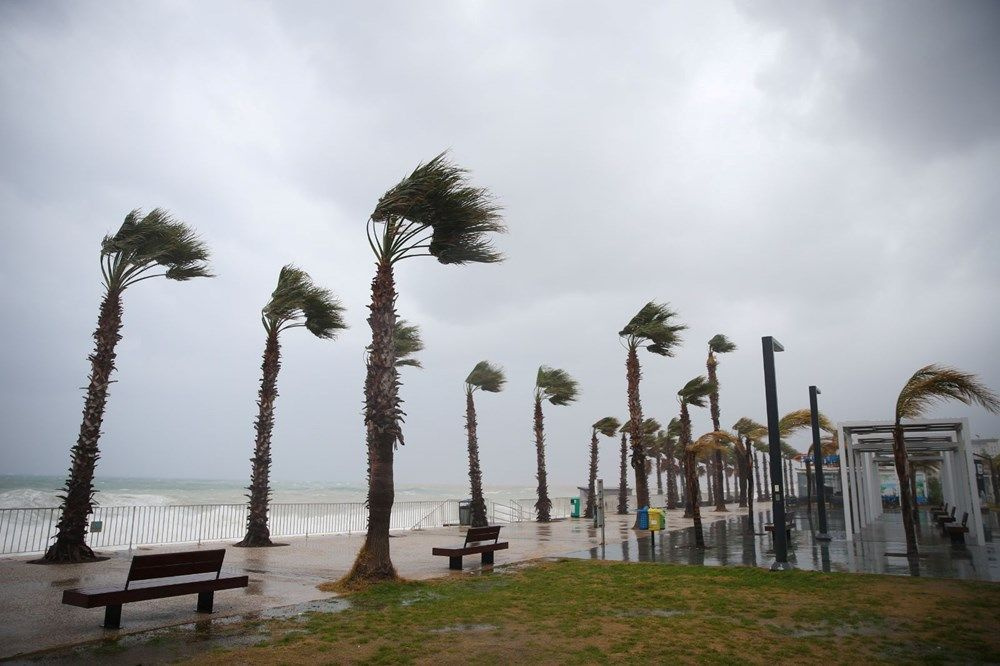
[0,488,174,509]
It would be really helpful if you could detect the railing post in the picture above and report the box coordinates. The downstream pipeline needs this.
[128,505,136,551]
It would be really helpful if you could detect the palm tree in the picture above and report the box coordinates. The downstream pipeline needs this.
[464,361,506,528]
[617,421,630,514]
[706,335,737,511]
[534,366,579,522]
[237,266,347,548]
[640,418,662,500]
[677,376,715,521]
[585,417,621,519]
[662,418,682,509]
[733,417,766,514]
[650,430,666,496]
[892,365,1000,557]
[619,302,686,511]
[43,209,211,563]
[688,431,736,546]
[346,153,505,583]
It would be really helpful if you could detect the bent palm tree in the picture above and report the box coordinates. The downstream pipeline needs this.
[892,365,1000,557]
[662,418,682,509]
[733,417,766,515]
[619,302,686,511]
[585,417,621,519]
[677,376,715,522]
[689,431,736,546]
[237,266,346,547]
[465,361,506,527]
[706,335,737,511]
[347,153,505,583]
[43,209,211,563]
[533,366,579,521]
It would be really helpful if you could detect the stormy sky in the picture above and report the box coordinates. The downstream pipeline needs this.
[1,1,998,487]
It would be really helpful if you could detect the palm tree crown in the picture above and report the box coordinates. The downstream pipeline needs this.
[466,361,506,393]
[896,364,1000,421]
[708,334,737,355]
[678,376,716,407]
[101,208,212,290]
[593,417,621,437]
[369,152,506,265]
[619,302,687,354]
[536,366,580,405]
[263,265,347,338]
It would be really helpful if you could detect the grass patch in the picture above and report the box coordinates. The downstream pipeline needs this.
[187,559,1000,664]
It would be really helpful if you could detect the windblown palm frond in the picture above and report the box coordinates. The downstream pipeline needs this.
[642,418,662,437]
[370,152,506,265]
[101,209,213,289]
[781,441,799,459]
[733,417,767,440]
[392,320,424,368]
[619,301,687,356]
[666,417,681,440]
[263,265,347,339]
[678,376,715,407]
[593,417,621,437]
[466,360,506,392]
[708,334,737,354]
[690,430,738,455]
[536,366,579,406]
[777,408,835,437]
[896,364,1000,421]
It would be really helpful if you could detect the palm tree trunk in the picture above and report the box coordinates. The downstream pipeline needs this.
[617,432,629,514]
[707,353,727,512]
[466,389,488,528]
[805,460,813,513]
[908,462,920,522]
[43,289,123,563]
[753,449,763,502]
[346,260,401,583]
[892,423,919,557]
[724,462,731,502]
[625,346,650,509]
[665,445,678,510]
[746,450,756,532]
[762,455,771,501]
[585,429,598,519]
[534,395,551,522]
[655,457,663,496]
[679,403,704,546]
[737,448,748,507]
[237,328,281,547]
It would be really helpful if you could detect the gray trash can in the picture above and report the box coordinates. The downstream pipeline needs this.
[458,499,472,526]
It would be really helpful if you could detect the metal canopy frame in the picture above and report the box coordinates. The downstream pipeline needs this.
[836,418,985,545]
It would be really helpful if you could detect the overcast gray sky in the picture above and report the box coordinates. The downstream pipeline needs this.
[1,1,998,487]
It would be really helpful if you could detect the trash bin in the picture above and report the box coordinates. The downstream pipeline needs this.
[648,508,665,531]
[570,497,581,518]
[458,499,472,526]
[636,506,649,530]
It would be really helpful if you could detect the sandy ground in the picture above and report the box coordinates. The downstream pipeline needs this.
[0,505,737,659]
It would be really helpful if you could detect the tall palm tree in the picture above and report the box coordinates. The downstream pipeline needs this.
[892,365,999,557]
[534,366,579,522]
[43,209,211,563]
[677,376,715,521]
[706,334,737,511]
[585,417,621,519]
[650,431,666,496]
[619,302,686,511]
[237,266,347,548]
[464,361,506,528]
[639,418,662,500]
[688,431,736,546]
[733,417,766,512]
[346,153,505,583]
[617,421,630,514]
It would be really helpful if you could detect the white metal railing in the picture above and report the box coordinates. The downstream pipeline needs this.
[0,496,581,555]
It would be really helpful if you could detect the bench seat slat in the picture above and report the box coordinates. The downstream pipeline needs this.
[62,573,248,609]
[432,542,509,557]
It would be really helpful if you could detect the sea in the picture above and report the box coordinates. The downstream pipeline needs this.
[0,475,581,509]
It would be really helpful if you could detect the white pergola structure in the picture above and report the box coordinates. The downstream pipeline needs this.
[837,418,985,546]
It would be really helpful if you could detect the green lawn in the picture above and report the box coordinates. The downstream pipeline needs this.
[193,559,1000,665]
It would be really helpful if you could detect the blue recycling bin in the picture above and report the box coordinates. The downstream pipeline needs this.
[636,506,649,530]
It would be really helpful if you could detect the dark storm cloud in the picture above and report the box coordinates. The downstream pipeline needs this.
[1,1,998,489]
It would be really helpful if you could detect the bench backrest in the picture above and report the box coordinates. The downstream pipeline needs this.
[960,512,969,527]
[465,525,502,546]
[125,549,226,589]
[949,506,956,519]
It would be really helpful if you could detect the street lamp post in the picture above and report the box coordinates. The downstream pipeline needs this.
[809,386,832,541]
[762,336,792,570]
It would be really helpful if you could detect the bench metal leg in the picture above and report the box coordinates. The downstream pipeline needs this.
[197,591,214,613]
[449,556,462,570]
[103,604,122,629]
[481,551,495,565]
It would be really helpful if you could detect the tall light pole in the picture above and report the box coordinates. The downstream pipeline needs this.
[809,386,832,541]
[762,336,792,570]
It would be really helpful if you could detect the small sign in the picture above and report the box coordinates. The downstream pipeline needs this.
[90,520,103,533]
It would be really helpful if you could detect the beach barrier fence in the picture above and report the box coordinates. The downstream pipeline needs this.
[0,497,581,555]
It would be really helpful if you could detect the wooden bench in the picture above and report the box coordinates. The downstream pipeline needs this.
[935,506,956,527]
[432,525,509,570]
[62,548,248,629]
[945,512,970,543]
[931,502,949,518]
[764,513,796,539]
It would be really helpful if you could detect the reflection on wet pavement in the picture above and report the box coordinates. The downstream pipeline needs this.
[567,508,1000,581]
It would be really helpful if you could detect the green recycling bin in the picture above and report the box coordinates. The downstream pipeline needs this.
[571,497,581,518]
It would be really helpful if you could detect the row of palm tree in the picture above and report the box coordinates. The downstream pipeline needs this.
[43,153,999,574]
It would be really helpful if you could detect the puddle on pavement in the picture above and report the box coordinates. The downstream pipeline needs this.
[9,597,350,664]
